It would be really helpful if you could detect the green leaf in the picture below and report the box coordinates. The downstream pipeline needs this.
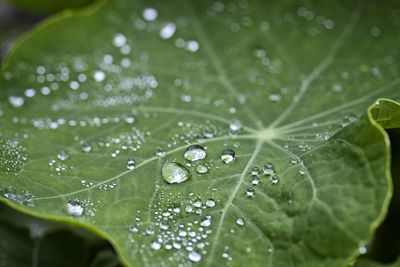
[1,1,400,266]
[2,0,96,14]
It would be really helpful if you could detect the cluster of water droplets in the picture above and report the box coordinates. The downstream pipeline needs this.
[0,185,35,207]
[127,185,220,264]
[0,138,28,174]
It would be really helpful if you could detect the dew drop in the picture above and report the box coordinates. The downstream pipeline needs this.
[251,177,260,185]
[186,40,199,52]
[251,167,259,175]
[94,71,106,82]
[143,8,158,21]
[113,33,127,47]
[155,146,166,157]
[229,119,242,131]
[127,159,135,170]
[269,93,282,102]
[66,202,83,216]
[160,23,176,39]
[196,165,208,174]
[162,162,191,184]
[221,149,235,163]
[24,88,36,98]
[236,217,245,226]
[263,163,275,176]
[8,95,24,108]
[151,240,161,250]
[270,175,279,184]
[245,187,255,197]
[188,250,202,262]
[205,199,216,208]
[200,216,211,227]
[184,145,206,162]
[57,151,69,161]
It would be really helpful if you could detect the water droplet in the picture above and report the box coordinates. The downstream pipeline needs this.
[155,146,166,157]
[269,93,282,102]
[24,88,36,98]
[270,175,279,184]
[221,149,235,163]
[129,225,139,233]
[94,70,106,82]
[162,162,191,184]
[127,159,135,170]
[66,202,83,216]
[186,40,199,52]
[236,217,245,226]
[251,167,259,175]
[160,23,176,39]
[245,187,255,197]
[263,163,275,175]
[57,151,69,161]
[196,165,208,174]
[8,95,24,108]
[205,199,216,208]
[151,240,161,250]
[143,8,158,21]
[251,177,260,185]
[184,145,206,162]
[188,250,202,262]
[200,216,211,227]
[113,33,127,47]
[229,119,242,131]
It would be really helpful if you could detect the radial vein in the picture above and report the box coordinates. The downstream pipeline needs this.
[267,6,362,129]
[206,140,263,266]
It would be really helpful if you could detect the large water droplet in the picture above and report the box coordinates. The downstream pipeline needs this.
[196,164,208,174]
[251,177,260,185]
[127,159,135,170]
[221,149,235,163]
[188,250,202,262]
[162,162,191,184]
[263,163,275,175]
[8,95,24,108]
[184,145,206,162]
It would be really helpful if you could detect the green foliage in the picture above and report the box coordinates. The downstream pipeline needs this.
[0,0,400,266]
[2,0,95,14]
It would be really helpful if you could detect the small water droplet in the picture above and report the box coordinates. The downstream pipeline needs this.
[8,95,24,108]
[251,167,259,175]
[66,202,83,216]
[127,159,135,170]
[263,163,275,176]
[188,250,202,262]
[245,187,255,197]
[221,149,235,163]
[236,217,245,226]
[269,93,282,102]
[184,145,206,162]
[270,175,279,184]
[229,119,242,131]
[200,216,211,227]
[155,146,166,157]
[162,162,191,184]
[205,199,216,208]
[196,164,208,174]
[160,23,176,39]
[251,177,260,185]
[151,240,161,250]
[57,151,69,161]
[143,8,158,21]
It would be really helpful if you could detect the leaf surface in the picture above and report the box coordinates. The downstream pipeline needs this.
[1,0,400,266]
